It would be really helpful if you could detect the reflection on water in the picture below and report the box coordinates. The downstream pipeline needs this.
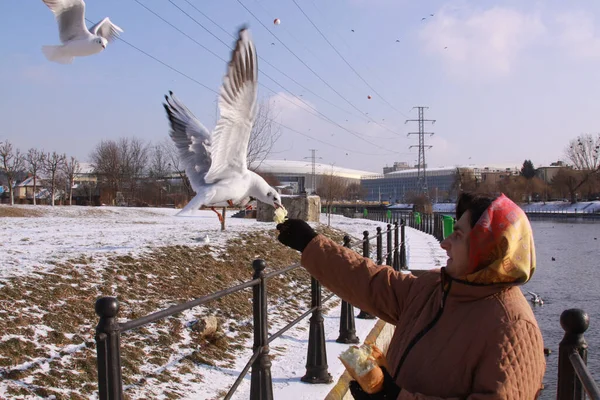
[523,219,600,399]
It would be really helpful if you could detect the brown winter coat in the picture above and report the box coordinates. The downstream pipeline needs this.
[301,235,546,399]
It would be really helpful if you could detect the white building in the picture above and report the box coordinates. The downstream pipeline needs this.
[252,159,377,194]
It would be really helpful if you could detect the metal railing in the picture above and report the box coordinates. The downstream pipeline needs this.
[94,221,407,399]
[557,309,600,400]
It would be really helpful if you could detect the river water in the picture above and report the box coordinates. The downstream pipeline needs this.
[523,219,600,398]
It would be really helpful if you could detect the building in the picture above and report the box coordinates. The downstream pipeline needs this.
[382,161,411,174]
[361,167,459,202]
[535,164,565,184]
[251,159,377,194]
[361,165,520,203]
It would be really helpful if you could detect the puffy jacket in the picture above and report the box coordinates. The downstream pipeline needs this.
[301,195,545,399]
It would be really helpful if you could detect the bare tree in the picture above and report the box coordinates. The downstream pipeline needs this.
[562,133,600,202]
[566,133,600,170]
[62,156,80,205]
[247,101,281,170]
[345,182,366,201]
[148,143,170,179]
[316,171,348,226]
[90,137,149,205]
[26,148,45,205]
[43,152,66,206]
[160,138,194,203]
[0,141,25,205]
[90,140,121,204]
[118,137,149,204]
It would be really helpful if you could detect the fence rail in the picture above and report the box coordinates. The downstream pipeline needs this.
[94,220,408,399]
[94,211,599,399]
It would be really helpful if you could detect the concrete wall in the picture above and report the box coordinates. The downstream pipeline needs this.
[257,195,321,222]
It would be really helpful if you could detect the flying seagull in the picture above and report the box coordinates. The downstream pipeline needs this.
[41,0,123,64]
[163,27,284,224]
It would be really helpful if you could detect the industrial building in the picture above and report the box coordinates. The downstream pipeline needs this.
[252,159,376,194]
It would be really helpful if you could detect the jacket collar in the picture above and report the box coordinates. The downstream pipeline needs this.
[440,267,513,303]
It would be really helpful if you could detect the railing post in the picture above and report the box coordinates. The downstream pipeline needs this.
[302,276,333,383]
[336,236,360,344]
[386,224,393,266]
[393,222,400,271]
[376,227,383,265]
[95,297,123,400]
[557,309,589,400]
[357,231,376,320]
[400,219,407,270]
[251,260,274,399]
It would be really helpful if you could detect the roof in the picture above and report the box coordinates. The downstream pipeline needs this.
[252,159,377,179]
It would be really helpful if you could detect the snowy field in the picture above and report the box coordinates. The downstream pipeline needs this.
[0,205,445,399]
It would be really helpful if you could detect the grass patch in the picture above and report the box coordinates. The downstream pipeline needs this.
[0,224,347,399]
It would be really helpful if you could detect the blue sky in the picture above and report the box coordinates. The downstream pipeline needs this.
[1,0,599,173]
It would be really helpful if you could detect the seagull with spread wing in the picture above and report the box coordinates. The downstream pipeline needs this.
[41,0,123,64]
[163,27,284,224]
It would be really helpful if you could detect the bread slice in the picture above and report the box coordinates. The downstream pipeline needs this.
[339,344,385,394]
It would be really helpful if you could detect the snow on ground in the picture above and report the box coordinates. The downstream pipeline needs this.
[0,205,275,283]
[0,206,444,399]
[520,201,600,213]
[235,215,446,400]
[322,214,447,271]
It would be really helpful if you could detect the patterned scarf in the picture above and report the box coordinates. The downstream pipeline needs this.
[463,194,536,284]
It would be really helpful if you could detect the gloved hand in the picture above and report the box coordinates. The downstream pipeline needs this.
[276,219,318,252]
[348,367,401,399]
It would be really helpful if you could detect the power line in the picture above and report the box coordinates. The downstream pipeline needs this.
[132,0,227,63]
[140,0,403,149]
[406,106,435,196]
[233,0,404,137]
[85,19,392,157]
[304,149,322,193]
[172,0,358,118]
[291,0,410,119]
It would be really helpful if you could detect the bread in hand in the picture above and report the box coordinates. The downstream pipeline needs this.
[339,343,385,394]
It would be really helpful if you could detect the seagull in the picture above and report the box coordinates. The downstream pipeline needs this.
[527,291,544,305]
[41,0,123,64]
[163,27,284,224]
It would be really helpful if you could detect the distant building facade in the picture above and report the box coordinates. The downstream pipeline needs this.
[251,160,376,194]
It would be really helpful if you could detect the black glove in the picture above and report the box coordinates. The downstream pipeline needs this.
[276,219,318,252]
[348,367,401,399]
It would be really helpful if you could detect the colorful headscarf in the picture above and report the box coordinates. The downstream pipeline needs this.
[463,194,536,284]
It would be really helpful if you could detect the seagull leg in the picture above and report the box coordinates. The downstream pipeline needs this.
[211,207,224,224]
[227,200,234,207]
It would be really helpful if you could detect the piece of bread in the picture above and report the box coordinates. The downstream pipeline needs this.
[364,341,389,370]
[339,344,385,394]
[273,207,288,224]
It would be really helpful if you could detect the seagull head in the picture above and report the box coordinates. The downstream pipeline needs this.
[250,173,285,210]
[96,37,108,49]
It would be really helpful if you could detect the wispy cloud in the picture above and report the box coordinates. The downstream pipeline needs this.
[419,5,545,80]
[555,10,600,60]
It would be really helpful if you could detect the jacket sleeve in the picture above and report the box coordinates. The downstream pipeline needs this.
[395,319,545,400]
[300,235,417,324]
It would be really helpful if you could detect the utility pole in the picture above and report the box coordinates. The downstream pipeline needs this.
[405,106,435,197]
[303,149,322,194]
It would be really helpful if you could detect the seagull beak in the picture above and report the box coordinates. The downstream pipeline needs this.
[274,201,282,209]
[101,44,106,49]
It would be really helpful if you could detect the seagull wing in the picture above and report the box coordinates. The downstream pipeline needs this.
[203,27,258,184]
[42,0,89,43]
[88,17,123,42]
[163,92,212,191]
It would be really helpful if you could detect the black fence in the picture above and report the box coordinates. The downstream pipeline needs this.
[94,222,407,399]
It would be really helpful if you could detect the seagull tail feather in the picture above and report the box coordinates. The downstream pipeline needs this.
[41,45,73,64]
